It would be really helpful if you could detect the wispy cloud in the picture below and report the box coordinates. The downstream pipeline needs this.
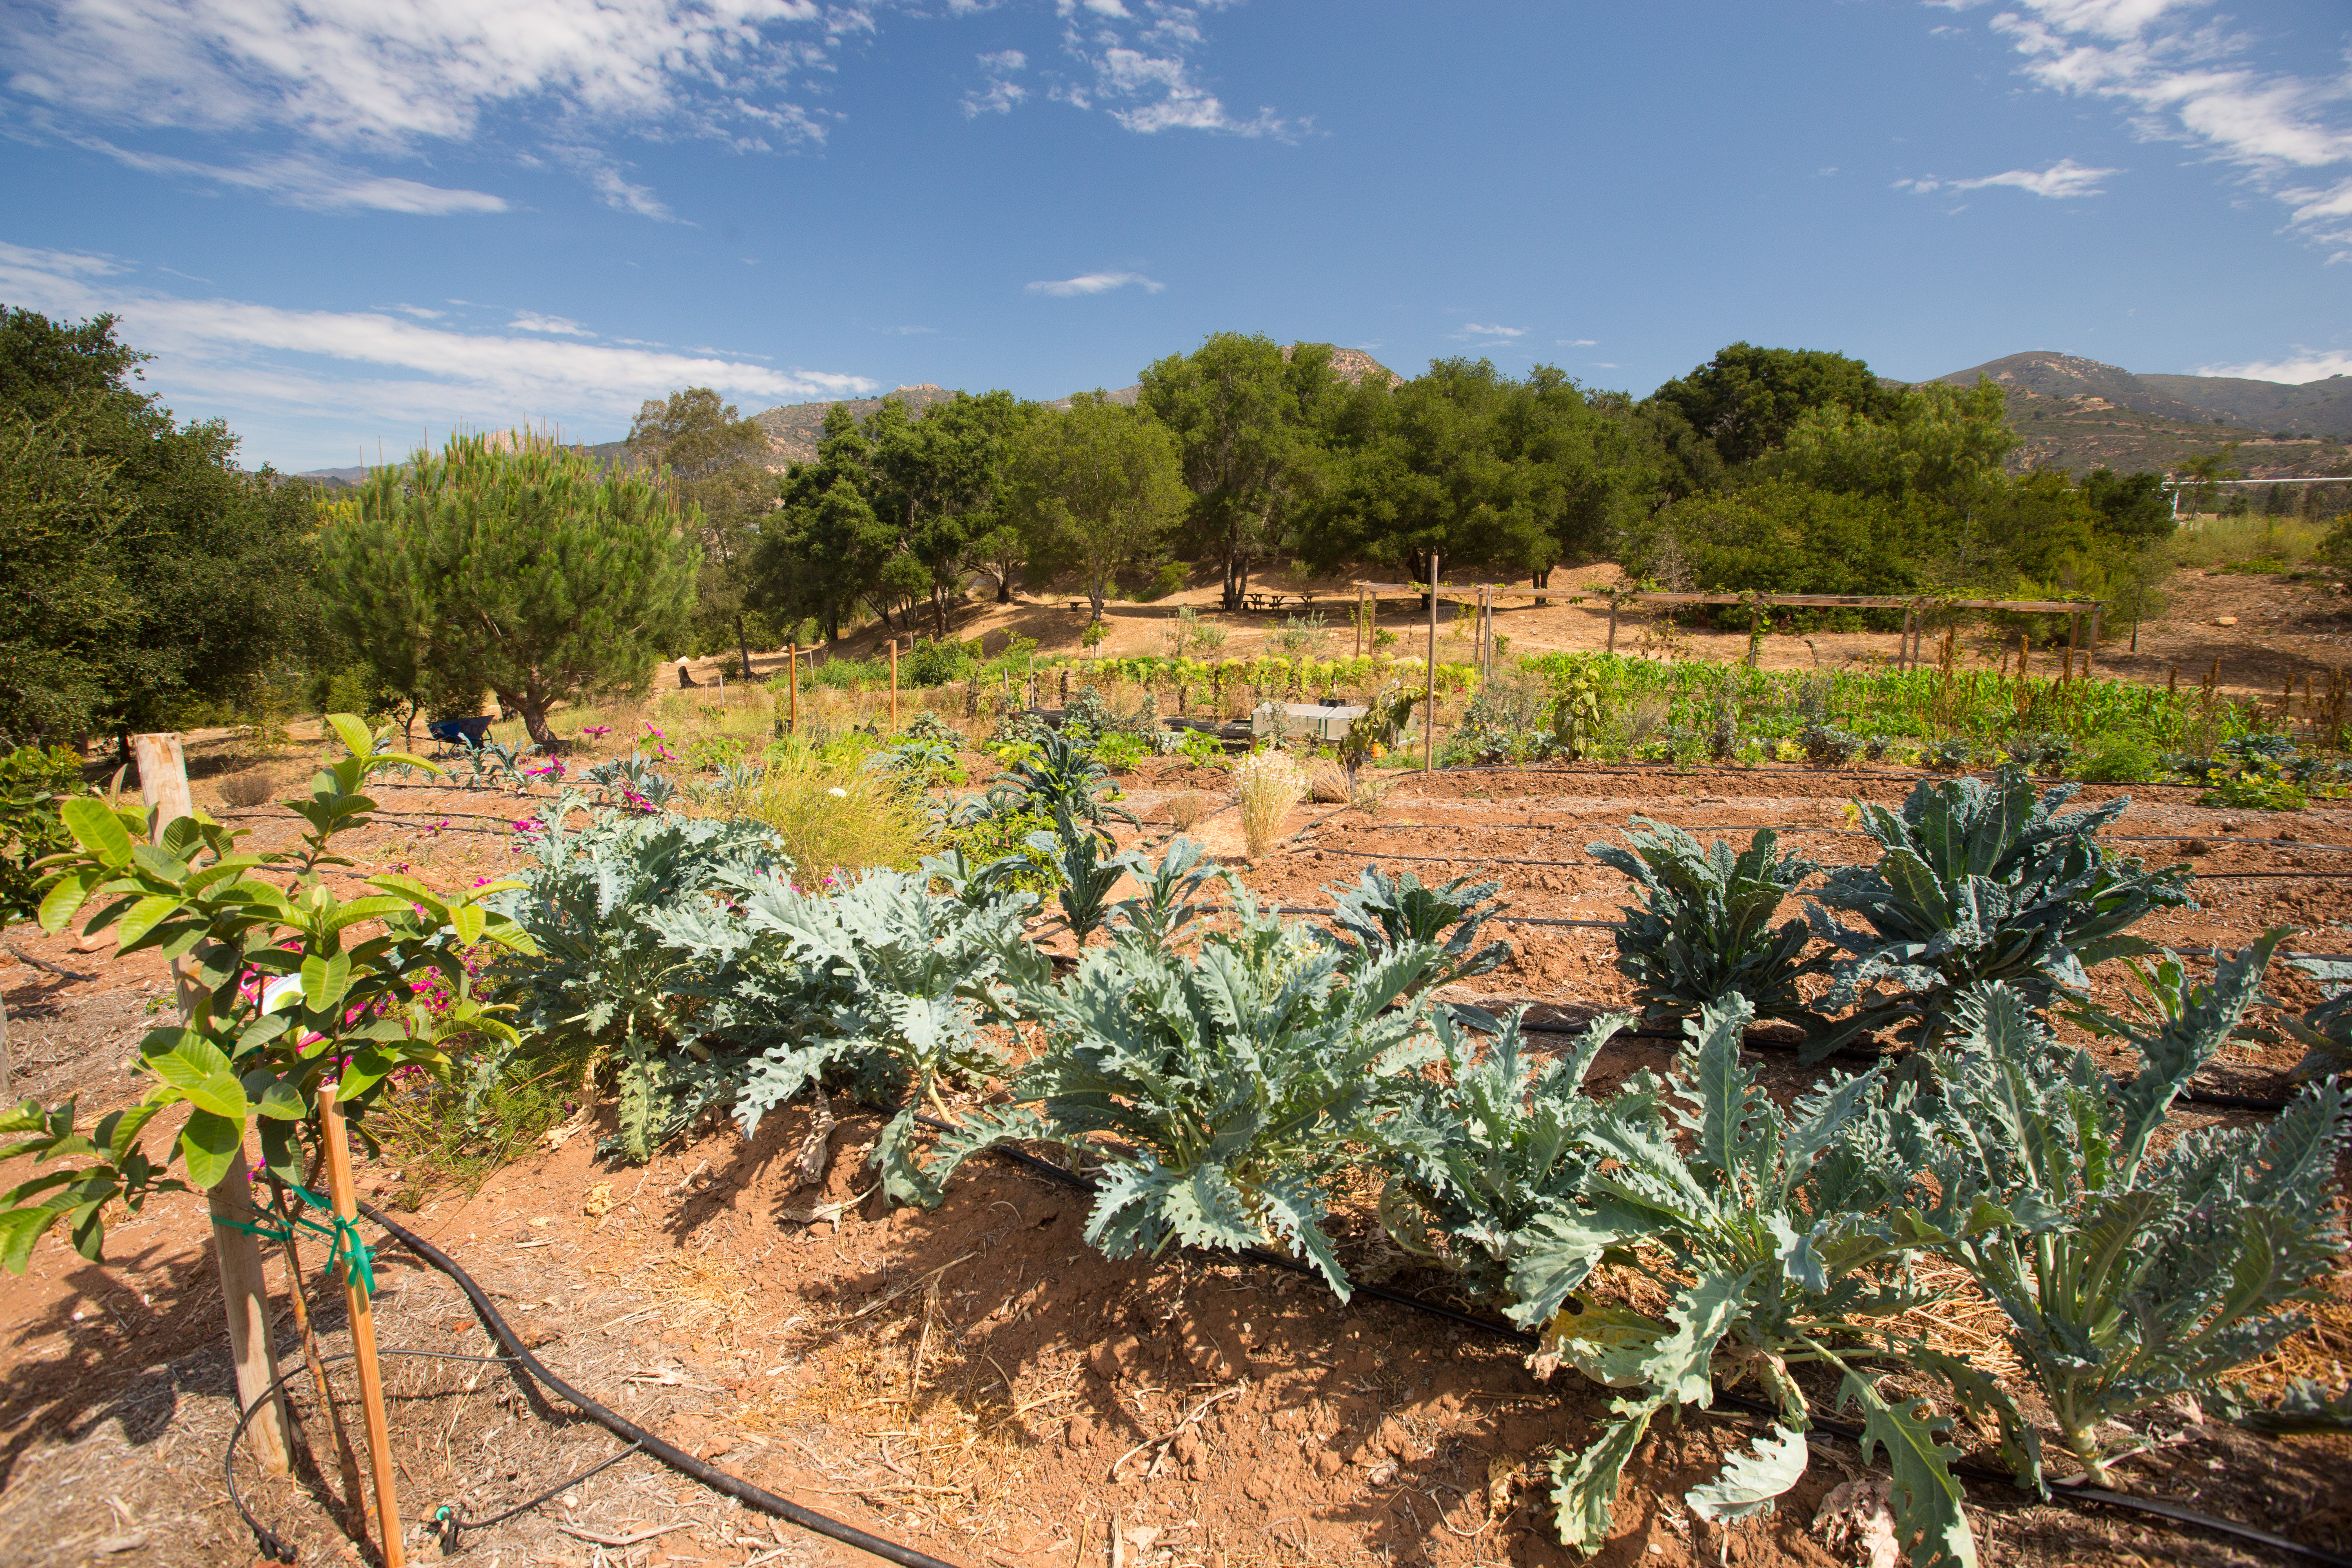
[964,49,1029,117]
[1895,157,2120,198]
[509,312,592,336]
[48,133,506,215]
[1043,1,1300,138]
[1557,337,1596,346]
[1026,270,1164,296]
[1462,323,1526,338]
[2191,350,2352,384]
[1944,0,2352,254]
[0,241,874,462]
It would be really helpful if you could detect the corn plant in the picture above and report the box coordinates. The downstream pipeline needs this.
[1588,820,1824,1025]
[1517,995,2011,1566]
[1523,995,1990,1559]
[4,716,532,1267]
[928,888,1448,1295]
[1327,864,1510,996]
[1907,951,2350,1485]
[1804,766,2192,1057]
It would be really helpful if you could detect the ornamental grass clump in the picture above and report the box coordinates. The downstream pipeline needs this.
[1234,747,1306,858]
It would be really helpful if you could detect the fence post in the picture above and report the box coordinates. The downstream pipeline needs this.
[1354,584,1365,658]
[322,1086,404,1566]
[2085,603,2103,674]
[786,643,798,734]
[1605,592,1620,655]
[1424,557,1440,774]
[134,732,292,1479]
[888,639,899,732]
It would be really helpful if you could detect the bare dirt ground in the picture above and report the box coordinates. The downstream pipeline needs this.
[4,744,2350,1568]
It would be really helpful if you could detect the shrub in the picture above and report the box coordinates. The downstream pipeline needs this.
[1167,791,1209,832]
[2,744,82,923]
[217,769,277,809]
[1305,757,1349,803]
[899,637,976,686]
[2073,733,2156,784]
[1588,820,1824,1024]
[1234,748,1306,858]
[1806,766,2194,1055]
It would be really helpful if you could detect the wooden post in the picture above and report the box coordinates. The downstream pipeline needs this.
[2065,613,2080,682]
[2167,666,2177,696]
[1605,593,1619,654]
[888,639,899,732]
[1424,557,1440,775]
[321,1087,403,1566]
[1898,606,1913,670]
[134,733,293,1478]
[2085,604,2101,675]
[786,643,798,735]
[1354,584,1365,658]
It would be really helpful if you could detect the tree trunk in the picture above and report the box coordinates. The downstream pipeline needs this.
[996,575,1012,605]
[513,693,560,750]
[734,614,754,686]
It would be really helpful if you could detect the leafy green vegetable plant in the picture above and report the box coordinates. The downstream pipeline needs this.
[2277,955,2352,1082]
[1909,951,2349,1485]
[1326,864,1510,995]
[1026,804,1138,944]
[1588,820,1824,1024]
[1515,996,2005,1567]
[1804,766,2192,1056]
[1108,833,1221,953]
[989,728,1139,828]
[3,716,532,1269]
[931,888,1447,1295]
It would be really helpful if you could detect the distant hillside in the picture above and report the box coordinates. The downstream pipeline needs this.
[1928,350,2351,477]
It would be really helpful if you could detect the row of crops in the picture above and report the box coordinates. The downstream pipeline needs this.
[10,718,2352,1567]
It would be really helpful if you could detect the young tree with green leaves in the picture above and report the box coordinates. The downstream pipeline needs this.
[1007,393,1188,621]
[866,390,1038,633]
[1648,341,1907,471]
[1138,334,1337,610]
[1760,380,2016,505]
[322,431,696,749]
[627,387,779,675]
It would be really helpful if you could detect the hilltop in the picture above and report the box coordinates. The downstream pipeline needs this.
[1929,350,2352,477]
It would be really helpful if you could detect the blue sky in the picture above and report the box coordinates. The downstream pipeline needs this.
[2,0,2348,470]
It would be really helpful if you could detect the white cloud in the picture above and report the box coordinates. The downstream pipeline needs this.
[51,133,507,214]
[1953,1,2352,252]
[2191,350,2352,383]
[964,48,1028,117]
[0,240,874,463]
[509,311,592,336]
[1025,270,1164,296]
[1557,337,1596,346]
[1461,323,1525,338]
[1897,156,2120,199]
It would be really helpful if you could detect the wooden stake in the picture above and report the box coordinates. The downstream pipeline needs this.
[322,1086,404,1566]
[888,639,899,733]
[2167,666,2177,696]
[1354,584,1365,658]
[1424,556,1440,775]
[786,643,798,735]
[2085,602,2102,673]
[134,732,292,1479]
[1605,593,1619,654]
[1898,607,1914,670]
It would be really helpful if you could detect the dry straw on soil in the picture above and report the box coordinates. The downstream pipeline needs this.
[1167,791,1209,832]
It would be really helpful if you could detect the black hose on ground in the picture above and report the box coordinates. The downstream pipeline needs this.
[355,1201,969,1568]
[922,1121,2352,1567]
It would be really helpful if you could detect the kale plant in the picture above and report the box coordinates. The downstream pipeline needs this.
[1326,864,1510,995]
[1588,820,1824,1025]
[1518,996,2007,1566]
[930,889,1449,1295]
[1911,947,2350,1485]
[1804,766,2192,1056]
[989,728,1139,829]
[1108,834,1222,953]
[1025,804,1139,945]
[1800,722,1862,765]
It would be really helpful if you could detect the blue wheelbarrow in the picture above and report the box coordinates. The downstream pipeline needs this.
[426,715,495,750]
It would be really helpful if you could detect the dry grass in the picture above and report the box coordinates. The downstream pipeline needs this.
[1167,791,1209,832]
[1305,757,1350,804]
[1233,749,1307,858]
[737,751,928,878]
[217,768,278,808]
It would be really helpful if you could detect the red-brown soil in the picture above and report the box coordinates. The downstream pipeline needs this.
[2,760,2348,1568]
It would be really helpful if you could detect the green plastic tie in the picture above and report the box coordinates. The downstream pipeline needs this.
[213,1182,376,1295]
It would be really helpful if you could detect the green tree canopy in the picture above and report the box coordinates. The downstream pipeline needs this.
[1758,379,2016,504]
[1649,342,1907,471]
[1138,334,1338,609]
[2079,468,2174,548]
[323,430,697,748]
[1007,392,1187,620]
[867,390,1038,632]
[0,306,326,746]
[628,387,779,671]
[1623,477,1949,597]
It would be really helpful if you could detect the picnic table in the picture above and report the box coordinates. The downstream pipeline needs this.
[1243,592,1292,612]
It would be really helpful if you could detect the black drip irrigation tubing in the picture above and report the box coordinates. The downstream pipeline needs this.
[926,1120,2352,1568]
[1418,760,2262,796]
[230,1201,976,1568]
[1293,842,2352,883]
